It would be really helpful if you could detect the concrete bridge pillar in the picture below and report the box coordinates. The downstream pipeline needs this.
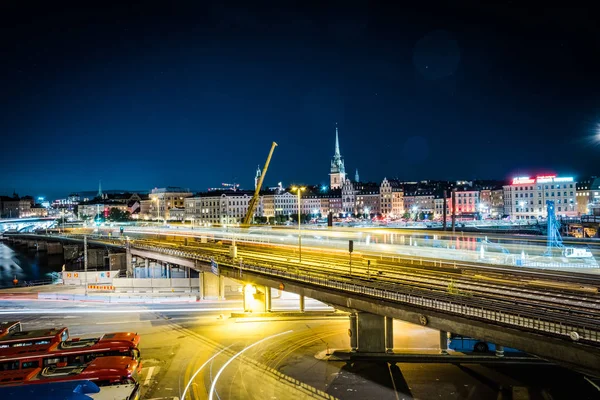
[440,331,448,355]
[126,247,133,278]
[356,312,386,353]
[219,275,225,300]
[145,259,149,279]
[349,313,358,352]
[299,295,305,312]
[385,317,394,353]
[199,272,204,299]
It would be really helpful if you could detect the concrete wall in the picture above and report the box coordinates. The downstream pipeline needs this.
[113,278,200,293]
[109,253,126,274]
[62,270,120,286]
[47,242,63,255]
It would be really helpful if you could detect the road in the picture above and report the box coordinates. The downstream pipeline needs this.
[1,299,598,399]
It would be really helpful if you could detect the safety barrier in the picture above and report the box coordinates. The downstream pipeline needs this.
[87,284,114,291]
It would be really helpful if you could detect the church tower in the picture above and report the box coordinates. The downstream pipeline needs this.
[329,124,346,189]
[254,166,262,190]
[355,169,360,182]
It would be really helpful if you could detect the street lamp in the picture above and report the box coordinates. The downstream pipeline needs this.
[291,186,306,263]
[153,198,160,223]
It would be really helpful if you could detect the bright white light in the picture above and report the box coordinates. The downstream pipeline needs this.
[181,346,231,400]
[209,330,293,400]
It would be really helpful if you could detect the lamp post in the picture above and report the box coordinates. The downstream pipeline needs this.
[291,186,306,263]
[154,198,159,223]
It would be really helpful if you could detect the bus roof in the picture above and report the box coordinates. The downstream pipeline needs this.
[0,327,67,344]
[1,356,139,386]
[0,332,140,361]
[0,322,21,337]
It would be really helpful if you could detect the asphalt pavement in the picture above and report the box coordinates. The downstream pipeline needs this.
[0,299,598,399]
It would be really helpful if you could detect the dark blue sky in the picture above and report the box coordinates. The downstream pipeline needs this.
[1,2,600,200]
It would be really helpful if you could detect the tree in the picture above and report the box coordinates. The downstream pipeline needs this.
[108,208,130,222]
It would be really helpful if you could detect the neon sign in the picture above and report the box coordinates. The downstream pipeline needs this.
[512,177,535,185]
[554,177,573,182]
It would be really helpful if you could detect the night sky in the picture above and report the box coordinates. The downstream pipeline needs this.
[2,2,600,200]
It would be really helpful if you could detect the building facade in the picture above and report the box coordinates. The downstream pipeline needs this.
[150,187,193,221]
[379,178,403,217]
[184,191,263,225]
[503,175,577,219]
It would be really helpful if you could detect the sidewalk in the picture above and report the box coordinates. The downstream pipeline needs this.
[0,284,201,304]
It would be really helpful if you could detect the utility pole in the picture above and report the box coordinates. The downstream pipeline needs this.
[84,235,88,296]
[442,189,447,231]
[451,188,457,234]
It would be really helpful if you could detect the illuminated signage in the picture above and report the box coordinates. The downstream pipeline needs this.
[536,175,556,183]
[537,176,573,183]
[512,177,535,185]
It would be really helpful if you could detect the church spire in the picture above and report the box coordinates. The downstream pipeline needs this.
[334,122,340,157]
[355,168,359,182]
[98,180,103,198]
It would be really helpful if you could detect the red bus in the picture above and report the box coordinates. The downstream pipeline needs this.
[0,322,22,337]
[0,355,141,387]
[0,332,141,379]
[0,327,69,350]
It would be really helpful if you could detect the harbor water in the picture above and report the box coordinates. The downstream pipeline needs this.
[0,242,64,288]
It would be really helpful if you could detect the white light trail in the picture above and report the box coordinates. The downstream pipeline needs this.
[181,345,232,400]
[0,307,240,315]
[208,330,293,400]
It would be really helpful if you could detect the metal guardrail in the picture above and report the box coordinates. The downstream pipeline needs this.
[134,243,600,345]
[6,233,599,344]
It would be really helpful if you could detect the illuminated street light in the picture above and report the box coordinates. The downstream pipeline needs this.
[290,186,306,263]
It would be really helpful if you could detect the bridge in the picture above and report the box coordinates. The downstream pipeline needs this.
[6,228,600,378]
[0,217,56,233]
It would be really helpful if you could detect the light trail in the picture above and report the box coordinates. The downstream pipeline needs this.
[0,307,240,315]
[208,330,293,400]
[181,345,232,400]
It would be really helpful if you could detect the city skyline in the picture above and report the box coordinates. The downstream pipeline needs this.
[2,3,600,199]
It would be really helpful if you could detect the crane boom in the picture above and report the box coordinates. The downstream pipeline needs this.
[242,141,277,225]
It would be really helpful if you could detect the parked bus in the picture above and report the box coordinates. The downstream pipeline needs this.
[0,332,141,373]
[0,379,100,400]
[0,355,141,387]
[0,326,69,350]
[448,333,521,353]
[0,379,140,400]
[0,321,22,337]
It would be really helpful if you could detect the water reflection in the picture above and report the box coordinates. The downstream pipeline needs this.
[0,242,64,287]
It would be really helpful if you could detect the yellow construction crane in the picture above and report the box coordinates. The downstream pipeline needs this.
[242,141,277,225]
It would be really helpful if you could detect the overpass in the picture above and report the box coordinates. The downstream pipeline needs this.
[7,231,600,377]
[0,217,56,233]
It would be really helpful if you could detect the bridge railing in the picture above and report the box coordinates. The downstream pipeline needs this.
[133,243,600,345]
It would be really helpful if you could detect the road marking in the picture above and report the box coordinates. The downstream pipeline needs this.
[584,376,600,392]
[388,364,400,400]
[144,366,155,386]
[181,346,232,400]
[208,330,293,400]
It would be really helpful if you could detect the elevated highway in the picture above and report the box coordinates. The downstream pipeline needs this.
[7,230,600,377]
